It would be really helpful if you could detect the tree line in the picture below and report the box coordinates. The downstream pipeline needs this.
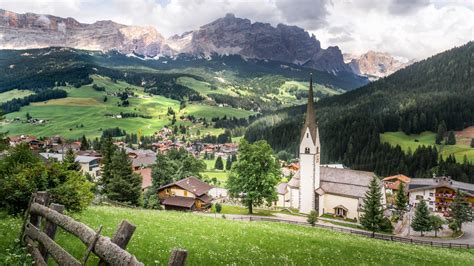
[1,89,68,114]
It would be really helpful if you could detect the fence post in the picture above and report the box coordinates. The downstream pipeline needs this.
[30,192,50,228]
[40,203,65,262]
[99,220,136,266]
[168,249,188,266]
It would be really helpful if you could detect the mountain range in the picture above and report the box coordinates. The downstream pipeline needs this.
[344,51,414,80]
[0,9,407,78]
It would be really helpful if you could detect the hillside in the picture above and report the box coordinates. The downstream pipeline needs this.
[0,47,367,139]
[2,206,473,265]
[245,42,474,181]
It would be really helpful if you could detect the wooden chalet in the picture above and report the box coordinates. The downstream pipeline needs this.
[157,177,213,211]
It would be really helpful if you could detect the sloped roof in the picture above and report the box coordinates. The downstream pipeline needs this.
[276,183,288,195]
[159,176,213,196]
[383,174,411,183]
[288,171,300,188]
[197,194,213,205]
[162,196,195,208]
[134,168,152,189]
[408,177,474,195]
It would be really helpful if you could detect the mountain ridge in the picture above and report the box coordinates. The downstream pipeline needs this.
[1,9,351,74]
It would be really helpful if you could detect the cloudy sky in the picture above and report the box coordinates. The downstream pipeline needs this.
[1,0,472,60]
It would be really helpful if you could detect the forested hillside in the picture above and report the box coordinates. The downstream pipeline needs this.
[246,42,474,183]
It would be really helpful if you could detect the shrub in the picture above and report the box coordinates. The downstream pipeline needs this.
[379,217,394,233]
[307,210,318,226]
[215,203,222,214]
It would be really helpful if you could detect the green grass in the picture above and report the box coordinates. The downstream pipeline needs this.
[0,89,34,103]
[210,204,274,216]
[2,206,473,265]
[2,75,255,139]
[381,131,474,162]
[202,170,228,185]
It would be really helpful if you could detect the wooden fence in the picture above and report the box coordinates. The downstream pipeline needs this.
[20,192,188,265]
[230,216,472,249]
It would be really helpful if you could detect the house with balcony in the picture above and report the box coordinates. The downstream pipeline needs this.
[157,177,213,211]
[408,176,474,214]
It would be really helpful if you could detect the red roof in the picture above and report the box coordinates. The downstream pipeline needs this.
[134,168,152,189]
[383,174,411,183]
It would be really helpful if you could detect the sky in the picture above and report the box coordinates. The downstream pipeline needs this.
[0,0,473,60]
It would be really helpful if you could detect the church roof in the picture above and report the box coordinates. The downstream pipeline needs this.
[287,167,375,199]
[300,73,318,144]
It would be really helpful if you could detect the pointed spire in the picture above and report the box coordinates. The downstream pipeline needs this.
[301,73,318,144]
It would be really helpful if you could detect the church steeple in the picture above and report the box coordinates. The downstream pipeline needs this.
[301,73,318,144]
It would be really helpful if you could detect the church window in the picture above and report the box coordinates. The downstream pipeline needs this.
[316,147,319,154]
[306,133,309,138]
[305,147,310,154]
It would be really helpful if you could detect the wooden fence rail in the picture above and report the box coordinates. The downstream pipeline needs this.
[20,192,189,266]
[230,216,472,249]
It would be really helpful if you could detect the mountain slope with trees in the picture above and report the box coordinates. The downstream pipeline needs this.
[246,42,474,182]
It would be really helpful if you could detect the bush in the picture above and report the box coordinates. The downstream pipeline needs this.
[0,143,93,213]
[215,203,222,214]
[307,210,318,226]
[143,189,162,210]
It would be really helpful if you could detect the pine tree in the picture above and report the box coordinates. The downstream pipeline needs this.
[446,131,456,145]
[395,182,408,217]
[63,148,81,171]
[225,156,232,170]
[80,135,89,150]
[411,200,432,236]
[100,137,116,194]
[435,121,447,145]
[360,176,384,235]
[215,156,224,170]
[449,189,473,232]
[107,149,142,205]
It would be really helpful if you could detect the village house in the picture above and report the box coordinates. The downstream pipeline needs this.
[383,174,411,194]
[125,148,156,170]
[8,135,45,150]
[39,152,101,179]
[276,75,386,220]
[157,176,213,211]
[408,176,474,214]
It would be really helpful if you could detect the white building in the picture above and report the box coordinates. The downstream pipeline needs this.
[40,153,101,179]
[276,74,386,220]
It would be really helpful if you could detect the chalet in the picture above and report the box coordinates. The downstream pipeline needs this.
[408,176,474,214]
[125,148,156,170]
[383,174,411,194]
[8,135,44,150]
[157,177,213,211]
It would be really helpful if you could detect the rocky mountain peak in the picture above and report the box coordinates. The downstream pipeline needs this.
[344,51,413,80]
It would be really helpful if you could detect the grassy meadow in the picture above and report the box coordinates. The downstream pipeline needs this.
[1,206,473,265]
[381,131,474,162]
[2,75,255,139]
[0,89,34,103]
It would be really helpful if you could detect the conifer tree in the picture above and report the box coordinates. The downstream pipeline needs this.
[429,215,445,237]
[225,156,232,170]
[64,148,81,171]
[470,138,474,148]
[446,131,456,145]
[435,122,447,145]
[215,156,224,170]
[395,182,408,217]
[360,176,384,235]
[411,200,431,236]
[107,149,142,205]
[100,137,116,194]
[449,189,473,232]
[80,135,89,150]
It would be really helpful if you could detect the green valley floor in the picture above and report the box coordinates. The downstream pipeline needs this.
[1,206,473,265]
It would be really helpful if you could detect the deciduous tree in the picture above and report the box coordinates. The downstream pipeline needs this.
[227,140,281,214]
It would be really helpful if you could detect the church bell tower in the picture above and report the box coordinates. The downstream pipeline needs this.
[298,73,321,214]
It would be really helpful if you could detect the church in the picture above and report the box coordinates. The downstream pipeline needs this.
[276,74,386,220]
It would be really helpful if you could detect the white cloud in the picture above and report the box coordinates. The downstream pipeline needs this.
[0,0,472,60]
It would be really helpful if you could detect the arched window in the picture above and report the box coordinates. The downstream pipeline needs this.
[306,133,309,138]
[316,147,319,154]
[305,147,310,154]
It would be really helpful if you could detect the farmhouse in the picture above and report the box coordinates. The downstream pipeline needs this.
[408,176,474,214]
[278,75,386,220]
[157,177,213,211]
